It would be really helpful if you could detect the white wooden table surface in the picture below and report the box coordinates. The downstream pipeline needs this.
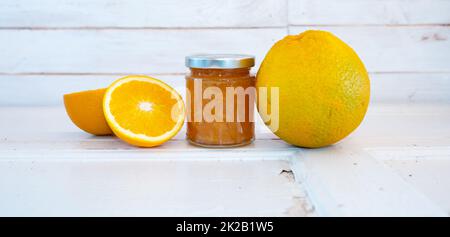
[1,103,449,217]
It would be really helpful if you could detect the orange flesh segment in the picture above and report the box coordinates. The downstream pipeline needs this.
[109,80,179,137]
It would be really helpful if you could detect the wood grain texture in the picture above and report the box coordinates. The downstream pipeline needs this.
[1,0,449,106]
[289,0,450,25]
[291,146,446,216]
[289,26,450,72]
[0,75,182,106]
[2,27,449,75]
[0,0,287,28]
[2,105,450,216]
[371,73,450,103]
[0,29,284,74]
[0,128,310,218]
[0,159,310,217]
[369,148,450,214]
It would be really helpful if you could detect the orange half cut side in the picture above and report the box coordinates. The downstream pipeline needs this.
[103,75,185,147]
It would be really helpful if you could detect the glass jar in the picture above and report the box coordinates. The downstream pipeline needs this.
[185,54,255,147]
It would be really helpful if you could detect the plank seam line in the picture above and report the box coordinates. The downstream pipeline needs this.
[0,26,286,31]
[1,25,448,30]
[0,72,186,76]
[289,24,450,27]
[2,72,450,76]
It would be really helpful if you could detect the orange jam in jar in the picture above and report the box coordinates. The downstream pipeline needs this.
[185,54,255,147]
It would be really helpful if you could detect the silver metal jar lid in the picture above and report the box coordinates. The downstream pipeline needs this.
[185,54,255,69]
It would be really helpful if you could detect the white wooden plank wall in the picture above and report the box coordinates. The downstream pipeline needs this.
[0,0,449,106]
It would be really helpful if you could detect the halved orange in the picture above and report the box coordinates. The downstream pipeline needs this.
[64,88,113,135]
[103,75,185,147]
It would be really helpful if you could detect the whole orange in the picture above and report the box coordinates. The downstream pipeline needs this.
[256,30,370,148]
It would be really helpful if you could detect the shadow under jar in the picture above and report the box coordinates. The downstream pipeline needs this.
[185,54,256,148]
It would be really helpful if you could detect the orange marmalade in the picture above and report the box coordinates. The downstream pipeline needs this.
[185,54,255,147]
